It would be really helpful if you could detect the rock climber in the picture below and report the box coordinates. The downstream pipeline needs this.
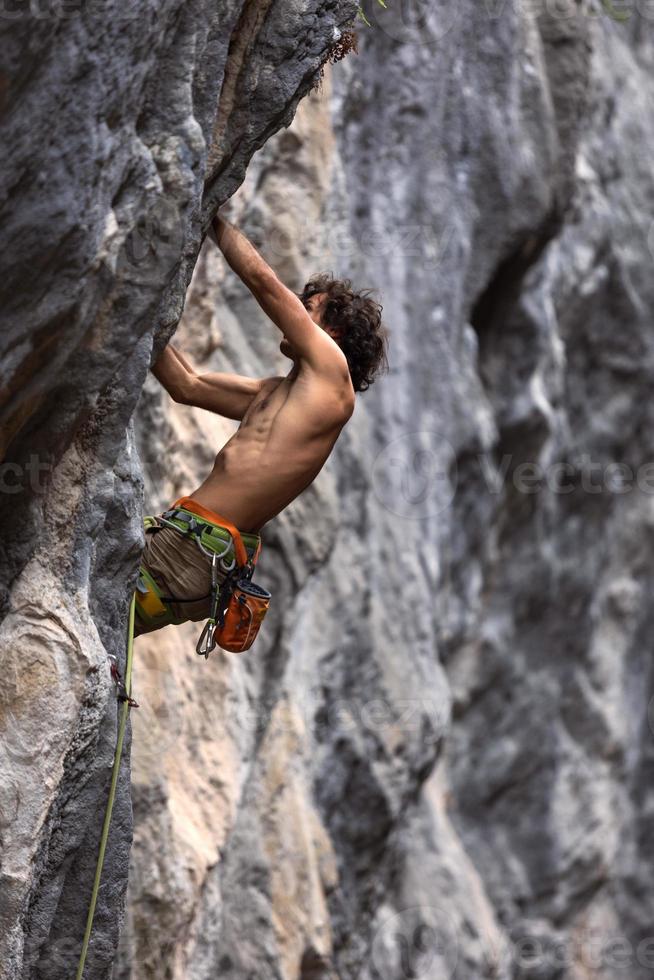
[134,212,389,642]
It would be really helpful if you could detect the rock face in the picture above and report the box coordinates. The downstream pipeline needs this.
[3,1,654,979]
[0,3,356,978]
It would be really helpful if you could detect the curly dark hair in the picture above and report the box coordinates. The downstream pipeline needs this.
[299,274,389,393]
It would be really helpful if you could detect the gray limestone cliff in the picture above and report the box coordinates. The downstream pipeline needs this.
[0,2,356,977]
[3,1,654,979]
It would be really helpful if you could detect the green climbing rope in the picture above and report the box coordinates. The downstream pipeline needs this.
[75,593,136,980]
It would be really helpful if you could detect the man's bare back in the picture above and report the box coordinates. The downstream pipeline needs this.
[189,366,353,533]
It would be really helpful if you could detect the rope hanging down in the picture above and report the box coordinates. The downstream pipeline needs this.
[75,593,137,980]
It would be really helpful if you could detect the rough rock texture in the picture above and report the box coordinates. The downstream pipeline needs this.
[122,4,654,979]
[3,0,654,978]
[0,3,356,978]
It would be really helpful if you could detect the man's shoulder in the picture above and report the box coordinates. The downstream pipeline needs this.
[292,361,355,421]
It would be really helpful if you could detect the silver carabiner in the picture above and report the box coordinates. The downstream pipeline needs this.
[196,554,221,659]
[196,620,217,659]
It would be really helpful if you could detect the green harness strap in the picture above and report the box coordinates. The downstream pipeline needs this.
[75,593,137,980]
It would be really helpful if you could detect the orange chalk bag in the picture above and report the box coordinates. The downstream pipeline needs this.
[196,517,272,657]
[214,573,271,653]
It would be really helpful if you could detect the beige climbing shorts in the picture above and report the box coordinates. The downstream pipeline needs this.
[134,525,223,637]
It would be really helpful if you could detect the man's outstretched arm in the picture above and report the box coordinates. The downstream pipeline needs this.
[212,214,349,379]
[152,344,264,421]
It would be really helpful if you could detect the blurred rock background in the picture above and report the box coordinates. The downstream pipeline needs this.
[3,0,654,978]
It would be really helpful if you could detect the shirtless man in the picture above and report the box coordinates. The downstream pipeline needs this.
[134,213,388,641]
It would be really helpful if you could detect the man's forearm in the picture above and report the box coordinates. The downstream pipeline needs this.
[212,214,276,293]
[151,344,195,403]
[211,213,321,358]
